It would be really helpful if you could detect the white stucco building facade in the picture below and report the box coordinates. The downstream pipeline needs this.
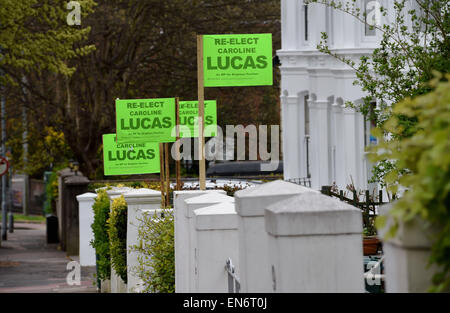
[278,0,396,190]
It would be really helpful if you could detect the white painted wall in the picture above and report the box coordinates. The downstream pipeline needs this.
[184,193,235,292]
[265,192,364,292]
[234,180,318,292]
[194,202,239,293]
[123,188,161,293]
[173,190,225,293]
[76,192,97,267]
[378,204,444,292]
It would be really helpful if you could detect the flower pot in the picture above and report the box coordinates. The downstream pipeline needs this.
[363,236,381,256]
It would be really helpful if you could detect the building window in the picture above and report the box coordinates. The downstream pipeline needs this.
[364,0,378,37]
[304,4,309,41]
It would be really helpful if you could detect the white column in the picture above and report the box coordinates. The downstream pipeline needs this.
[106,187,133,293]
[282,95,302,180]
[76,192,97,267]
[184,193,235,292]
[235,180,318,292]
[309,99,331,189]
[343,107,359,188]
[355,111,366,189]
[194,202,238,293]
[265,192,364,292]
[173,190,225,293]
[310,2,327,47]
[379,204,444,292]
[281,0,300,50]
[342,0,358,48]
[331,103,345,187]
[123,188,161,293]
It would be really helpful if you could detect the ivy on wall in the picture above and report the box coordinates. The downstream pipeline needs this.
[132,208,175,293]
[107,196,128,283]
[90,189,111,281]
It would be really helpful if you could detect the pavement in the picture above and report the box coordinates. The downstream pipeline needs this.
[0,222,97,293]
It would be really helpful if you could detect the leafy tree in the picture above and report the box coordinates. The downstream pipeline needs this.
[107,195,128,283]
[0,0,95,82]
[90,189,111,281]
[5,0,281,179]
[132,208,175,293]
[0,0,95,176]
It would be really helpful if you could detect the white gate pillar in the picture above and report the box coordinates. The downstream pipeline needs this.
[76,192,97,267]
[184,193,234,292]
[194,202,238,293]
[309,99,331,189]
[173,190,225,293]
[123,188,161,293]
[379,204,446,292]
[235,180,317,292]
[265,192,364,292]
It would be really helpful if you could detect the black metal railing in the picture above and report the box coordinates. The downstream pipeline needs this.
[286,177,312,188]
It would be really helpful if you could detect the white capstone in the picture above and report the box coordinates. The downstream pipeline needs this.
[184,192,235,217]
[106,187,134,204]
[76,192,97,266]
[265,192,364,293]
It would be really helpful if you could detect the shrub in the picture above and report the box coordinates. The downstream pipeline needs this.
[87,181,162,192]
[44,171,59,215]
[372,75,450,292]
[133,208,174,293]
[90,189,111,281]
[107,196,128,283]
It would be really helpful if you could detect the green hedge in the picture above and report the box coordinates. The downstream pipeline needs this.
[107,196,128,283]
[133,208,174,293]
[90,190,111,281]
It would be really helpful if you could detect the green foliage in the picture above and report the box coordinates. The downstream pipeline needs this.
[43,163,69,214]
[88,181,162,192]
[132,208,174,293]
[90,190,111,281]
[370,75,450,292]
[0,0,96,83]
[107,196,128,283]
[44,170,58,215]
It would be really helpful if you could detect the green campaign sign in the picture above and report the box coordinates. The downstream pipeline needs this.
[116,98,176,143]
[179,100,217,138]
[203,33,273,87]
[103,134,160,176]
